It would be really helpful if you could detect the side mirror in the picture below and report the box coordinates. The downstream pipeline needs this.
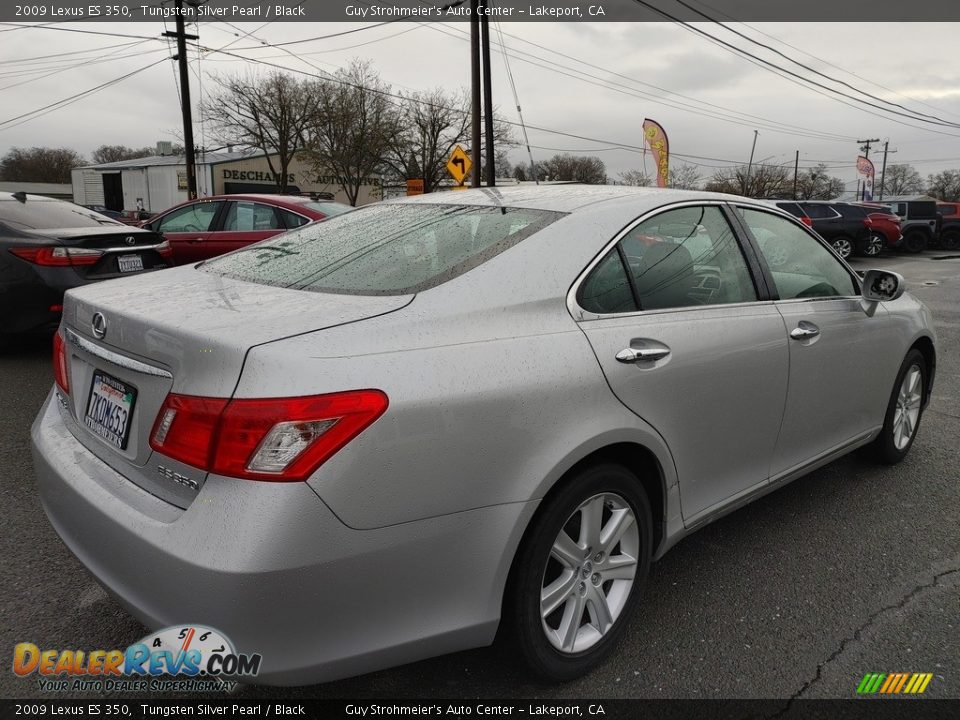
[861,269,905,304]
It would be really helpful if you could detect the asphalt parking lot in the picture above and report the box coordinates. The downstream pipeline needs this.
[1,252,957,701]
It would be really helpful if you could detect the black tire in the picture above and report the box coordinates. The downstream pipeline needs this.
[871,349,927,465]
[830,236,854,259]
[903,230,929,253]
[506,463,653,681]
[858,233,885,257]
[940,230,960,252]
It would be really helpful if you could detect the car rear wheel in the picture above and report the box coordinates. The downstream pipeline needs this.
[506,463,652,681]
[903,230,928,253]
[940,230,960,251]
[860,233,885,257]
[831,236,854,259]
[871,349,926,465]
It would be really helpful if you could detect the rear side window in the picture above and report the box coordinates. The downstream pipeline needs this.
[800,204,840,219]
[0,198,122,230]
[278,209,311,229]
[201,204,563,295]
[776,202,805,218]
[222,202,282,232]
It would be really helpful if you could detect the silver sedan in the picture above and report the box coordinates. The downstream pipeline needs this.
[31,186,936,684]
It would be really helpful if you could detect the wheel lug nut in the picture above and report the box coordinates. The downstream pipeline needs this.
[591,573,601,586]
[578,582,586,596]
[593,552,604,562]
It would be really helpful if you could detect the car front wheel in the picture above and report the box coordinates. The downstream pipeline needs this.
[507,463,652,681]
[871,349,927,464]
[861,233,885,257]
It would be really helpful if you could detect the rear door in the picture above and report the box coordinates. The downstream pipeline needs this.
[734,206,903,479]
[573,203,789,523]
[150,200,225,264]
[205,200,287,258]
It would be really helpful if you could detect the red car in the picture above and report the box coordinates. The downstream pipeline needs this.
[141,194,351,264]
[853,202,903,252]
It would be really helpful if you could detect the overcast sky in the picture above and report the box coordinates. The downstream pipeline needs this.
[3,21,960,190]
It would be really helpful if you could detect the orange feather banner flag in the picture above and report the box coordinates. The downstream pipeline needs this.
[643,118,670,188]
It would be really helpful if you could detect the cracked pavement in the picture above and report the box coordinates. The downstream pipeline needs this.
[1,254,957,700]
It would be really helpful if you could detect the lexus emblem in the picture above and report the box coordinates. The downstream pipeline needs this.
[91,312,107,339]
[125,236,136,246]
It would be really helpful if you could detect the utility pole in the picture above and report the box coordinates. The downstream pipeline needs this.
[163,0,199,200]
[469,11,481,189]
[744,130,758,195]
[878,141,897,201]
[857,137,880,201]
[793,150,799,200]
[479,0,495,186]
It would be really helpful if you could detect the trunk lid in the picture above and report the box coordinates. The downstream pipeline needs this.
[28,226,170,279]
[59,265,412,507]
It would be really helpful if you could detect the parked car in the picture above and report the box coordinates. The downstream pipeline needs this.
[33,187,936,685]
[795,201,874,259]
[882,200,939,253]
[81,204,123,221]
[0,192,171,346]
[851,202,903,253]
[142,194,351,264]
[935,202,960,251]
[765,200,813,227]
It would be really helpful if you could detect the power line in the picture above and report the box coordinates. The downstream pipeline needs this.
[631,0,960,137]
[0,57,169,131]
[670,0,960,127]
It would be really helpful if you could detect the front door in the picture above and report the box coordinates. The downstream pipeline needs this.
[734,206,904,478]
[574,204,789,522]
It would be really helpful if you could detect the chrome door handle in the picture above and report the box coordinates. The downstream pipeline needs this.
[616,347,670,363]
[790,321,820,340]
[187,237,204,243]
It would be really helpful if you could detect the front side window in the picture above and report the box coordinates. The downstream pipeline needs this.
[738,208,857,300]
[202,203,563,295]
[156,201,223,233]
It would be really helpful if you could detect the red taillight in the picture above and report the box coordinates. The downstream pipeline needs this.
[156,240,173,261]
[150,390,388,482]
[53,332,69,394]
[800,216,813,227]
[10,246,104,266]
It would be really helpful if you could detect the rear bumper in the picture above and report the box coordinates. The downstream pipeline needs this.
[31,390,535,685]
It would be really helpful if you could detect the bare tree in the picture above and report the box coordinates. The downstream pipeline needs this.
[303,61,395,206]
[926,169,960,201]
[537,153,607,184]
[881,164,924,196]
[705,164,790,198]
[203,70,322,193]
[91,145,155,165]
[668,164,702,190]
[0,147,85,183]
[795,163,844,200]
[618,169,652,187]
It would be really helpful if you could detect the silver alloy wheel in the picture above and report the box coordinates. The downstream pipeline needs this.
[893,364,923,450]
[540,492,639,654]
[832,238,853,259]
[865,234,884,256]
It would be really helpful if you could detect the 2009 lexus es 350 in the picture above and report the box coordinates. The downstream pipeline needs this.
[32,186,935,684]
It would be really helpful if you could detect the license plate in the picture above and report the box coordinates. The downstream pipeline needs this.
[118,254,143,273]
[84,371,137,450]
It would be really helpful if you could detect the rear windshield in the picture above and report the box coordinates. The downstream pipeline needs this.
[0,198,123,230]
[302,201,352,218]
[201,203,563,295]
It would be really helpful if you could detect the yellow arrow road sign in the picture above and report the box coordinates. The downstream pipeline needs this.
[446,145,471,185]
